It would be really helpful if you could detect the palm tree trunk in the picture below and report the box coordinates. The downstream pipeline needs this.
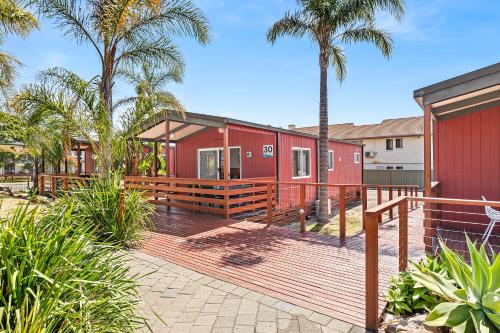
[318,60,329,224]
[33,155,39,193]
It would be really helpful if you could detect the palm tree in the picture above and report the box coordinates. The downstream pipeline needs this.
[0,0,38,96]
[34,0,209,174]
[117,63,186,175]
[267,0,404,224]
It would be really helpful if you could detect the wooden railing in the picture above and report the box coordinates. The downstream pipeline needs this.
[124,176,276,218]
[364,195,500,330]
[38,174,94,197]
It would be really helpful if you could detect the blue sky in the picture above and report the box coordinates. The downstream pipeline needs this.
[4,0,500,128]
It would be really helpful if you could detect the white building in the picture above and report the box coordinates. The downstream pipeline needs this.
[292,116,424,170]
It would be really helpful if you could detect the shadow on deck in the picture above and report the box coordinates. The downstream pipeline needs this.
[139,206,425,328]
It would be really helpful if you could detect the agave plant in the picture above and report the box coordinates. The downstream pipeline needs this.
[411,236,500,333]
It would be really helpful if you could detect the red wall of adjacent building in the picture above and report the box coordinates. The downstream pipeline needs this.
[434,106,500,230]
[175,124,277,179]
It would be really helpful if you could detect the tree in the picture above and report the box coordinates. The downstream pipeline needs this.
[117,63,185,175]
[0,0,38,97]
[35,0,209,175]
[267,0,404,224]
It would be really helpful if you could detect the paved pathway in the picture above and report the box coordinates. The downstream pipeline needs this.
[129,251,367,333]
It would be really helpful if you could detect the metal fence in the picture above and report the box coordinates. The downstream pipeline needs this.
[363,169,424,189]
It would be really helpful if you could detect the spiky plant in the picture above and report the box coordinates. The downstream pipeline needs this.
[0,204,146,332]
[267,0,404,223]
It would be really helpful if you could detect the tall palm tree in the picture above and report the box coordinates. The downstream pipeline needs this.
[0,0,38,95]
[267,0,404,224]
[117,63,185,175]
[34,0,209,174]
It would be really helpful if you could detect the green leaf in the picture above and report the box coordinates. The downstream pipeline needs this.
[484,311,500,330]
[411,269,461,302]
[482,292,500,313]
[467,236,491,299]
[470,308,497,333]
[425,302,470,327]
[489,254,500,292]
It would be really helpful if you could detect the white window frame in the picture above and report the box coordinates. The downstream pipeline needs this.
[395,138,403,149]
[291,147,312,179]
[328,150,334,171]
[354,152,360,164]
[197,146,242,179]
[386,138,394,151]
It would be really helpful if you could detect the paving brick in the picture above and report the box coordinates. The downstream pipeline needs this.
[235,314,257,326]
[308,313,332,326]
[214,315,236,328]
[194,314,217,326]
[256,321,278,333]
[233,326,256,333]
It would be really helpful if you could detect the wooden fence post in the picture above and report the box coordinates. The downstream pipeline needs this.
[339,185,346,240]
[410,187,414,209]
[51,177,56,198]
[362,186,368,229]
[377,186,382,223]
[398,199,409,272]
[365,212,379,331]
[299,183,306,233]
[267,183,273,226]
[119,189,125,223]
[63,178,68,192]
[388,187,393,219]
[38,175,44,195]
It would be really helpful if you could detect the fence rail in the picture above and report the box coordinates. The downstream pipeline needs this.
[364,194,500,330]
[38,174,95,197]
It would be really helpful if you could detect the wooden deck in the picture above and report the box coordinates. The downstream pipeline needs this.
[139,207,425,328]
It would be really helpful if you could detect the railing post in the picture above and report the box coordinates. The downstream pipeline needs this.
[410,187,414,209]
[362,186,368,229]
[51,177,56,198]
[119,189,125,223]
[63,178,68,192]
[339,185,346,240]
[376,186,382,223]
[398,187,402,197]
[365,212,379,331]
[398,199,408,272]
[38,175,44,195]
[267,183,273,226]
[388,187,393,219]
[299,183,306,233]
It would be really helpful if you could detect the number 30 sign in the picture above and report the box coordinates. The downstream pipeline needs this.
[263,145,273,158]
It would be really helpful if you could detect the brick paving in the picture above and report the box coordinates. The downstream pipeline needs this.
[129,251,368,333]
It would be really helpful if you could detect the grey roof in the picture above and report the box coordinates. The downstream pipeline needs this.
[295,116,424,140]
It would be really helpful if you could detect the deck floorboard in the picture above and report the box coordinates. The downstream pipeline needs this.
[139,207,425,328]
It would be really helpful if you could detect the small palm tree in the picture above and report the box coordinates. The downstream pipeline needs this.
[117,63,186,176]
[34,0,209,174]
[267,0,404,223]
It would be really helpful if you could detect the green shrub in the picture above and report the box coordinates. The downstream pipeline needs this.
[0,204,146,332]
[412,236,500,333]
[386,255,448,316]
[58,175,155,247]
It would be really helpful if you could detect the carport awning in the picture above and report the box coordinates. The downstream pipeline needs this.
[139,112,226,142]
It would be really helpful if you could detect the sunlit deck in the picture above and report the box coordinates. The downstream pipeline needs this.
[138,207,425,328]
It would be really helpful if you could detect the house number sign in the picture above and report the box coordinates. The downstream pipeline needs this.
[263,145,274,158]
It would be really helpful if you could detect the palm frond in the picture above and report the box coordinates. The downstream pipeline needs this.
[329,45,347,81]
[267,10,310,44]
[0,0,39,40]
[340,26,393,57]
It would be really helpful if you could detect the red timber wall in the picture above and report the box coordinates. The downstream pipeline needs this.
[175,124,277,179]
[84,146,94,174]
[278,132,318,208]
[434,105,500,231]
[327,141,363,198]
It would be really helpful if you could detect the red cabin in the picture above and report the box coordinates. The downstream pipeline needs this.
[138,112,363,210]
[414,62,500,247]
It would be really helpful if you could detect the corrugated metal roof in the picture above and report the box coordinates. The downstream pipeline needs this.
[294,116,424,140]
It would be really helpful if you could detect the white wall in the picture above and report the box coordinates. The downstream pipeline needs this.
[362,136,424,170]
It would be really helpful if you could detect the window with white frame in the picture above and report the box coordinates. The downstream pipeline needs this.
[292,148,311,178]
[386,138,394,151]
[395,138,403,149]
[354,152,360,164]
[386,166,394,170]
[396,166,404,170]
[328,150,334,170]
